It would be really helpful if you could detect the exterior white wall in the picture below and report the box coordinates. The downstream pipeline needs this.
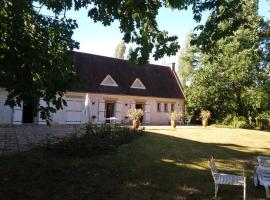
[0,88,185,125]
[0,88,13,124]
[51,92,185,125]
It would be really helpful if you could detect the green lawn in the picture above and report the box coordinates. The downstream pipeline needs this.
[0,126,270,200]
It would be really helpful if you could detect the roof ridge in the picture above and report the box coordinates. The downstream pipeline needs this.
[73,51,171,69]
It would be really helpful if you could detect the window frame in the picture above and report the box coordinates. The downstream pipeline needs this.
[157,102,161,112]
[171,103,175,112]
[164,103,168,112]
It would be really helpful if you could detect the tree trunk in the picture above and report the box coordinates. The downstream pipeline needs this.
[236,90,243,116]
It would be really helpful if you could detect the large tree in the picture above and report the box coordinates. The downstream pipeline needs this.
[1,0,262,121]
[0,0,79,121]
[187,0,270,121]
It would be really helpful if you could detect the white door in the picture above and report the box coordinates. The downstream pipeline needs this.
[12,104,23,125]
[144,103,151,124]
[66,98,82,124]
[0,96,12,124]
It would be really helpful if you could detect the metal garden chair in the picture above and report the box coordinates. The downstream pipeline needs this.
[254,156,270,198]
[209,156,246,200]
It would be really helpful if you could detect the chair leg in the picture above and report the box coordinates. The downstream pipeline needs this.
[215,184,219,198]
[265,185,270,199]
[243,183,246,200]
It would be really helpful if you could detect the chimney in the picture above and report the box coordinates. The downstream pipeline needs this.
[171,62,175,71]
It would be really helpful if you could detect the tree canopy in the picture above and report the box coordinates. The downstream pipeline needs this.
[0,0,79,121]
[177,32,199,88]
[186,0,270,122]
[114,42,126,59]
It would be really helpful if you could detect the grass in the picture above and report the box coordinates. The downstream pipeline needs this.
[0,126,270,199]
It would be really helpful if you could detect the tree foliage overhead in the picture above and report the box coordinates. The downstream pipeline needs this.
[1,0,266,122]
[37,0,252,65]
[114,42,126,59]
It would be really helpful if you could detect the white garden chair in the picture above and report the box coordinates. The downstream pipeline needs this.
[185,118,191,125]
[209,156,246,200]
[254,156,270,198]
[178,119,184,125]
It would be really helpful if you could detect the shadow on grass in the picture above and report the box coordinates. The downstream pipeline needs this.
[0,131,269,200]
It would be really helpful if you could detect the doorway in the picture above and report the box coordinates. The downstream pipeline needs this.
[135,103,144,123]
[22,103,34,123]
[105,101,115,123]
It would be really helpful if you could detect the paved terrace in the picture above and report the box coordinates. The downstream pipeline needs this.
[0,125,84,154]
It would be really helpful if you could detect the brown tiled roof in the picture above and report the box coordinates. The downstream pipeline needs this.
[73,52,185,99]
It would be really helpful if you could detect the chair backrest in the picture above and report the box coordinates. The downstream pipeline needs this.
[209,157,218,177]
[258,156,270,168]
[257,166,270,182]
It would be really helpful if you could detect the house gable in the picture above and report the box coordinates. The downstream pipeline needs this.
[100,75,118,87]
[130,78,146,90]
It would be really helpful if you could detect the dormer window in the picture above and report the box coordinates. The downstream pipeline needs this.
[130,78,146,90]
[100,75,118,87]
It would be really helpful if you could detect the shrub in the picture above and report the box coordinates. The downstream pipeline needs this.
[255,112,270,129]
[221,115,252,129]
[231,116,248,128]
[222,114,235,125]
[47,123,144,157]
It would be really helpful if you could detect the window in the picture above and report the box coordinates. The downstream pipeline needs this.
[100,75,118,87]
[171,104,175,112]
[130,78,146,89]
[164,103,168,112]
[157,103,161,112]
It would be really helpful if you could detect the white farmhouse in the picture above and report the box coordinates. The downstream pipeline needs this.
[0,52,185,125]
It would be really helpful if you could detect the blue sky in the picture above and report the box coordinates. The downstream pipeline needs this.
[44,0,270,65]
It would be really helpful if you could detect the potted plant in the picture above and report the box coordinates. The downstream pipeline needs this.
[170,111,182,128]
[127,108,144,129]
[200,110,211,127]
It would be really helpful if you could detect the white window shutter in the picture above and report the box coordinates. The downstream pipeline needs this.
[130,102,135,109]
[115,100,122,123]
[160,103,164,112]
[98,100,105,123]
[144,104,151,124]
[167,103,171,113]
[13,104,23,124]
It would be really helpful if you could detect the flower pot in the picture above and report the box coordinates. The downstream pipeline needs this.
[202,119,208,127]
[133,120,140,129]
[171,120,176,128]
